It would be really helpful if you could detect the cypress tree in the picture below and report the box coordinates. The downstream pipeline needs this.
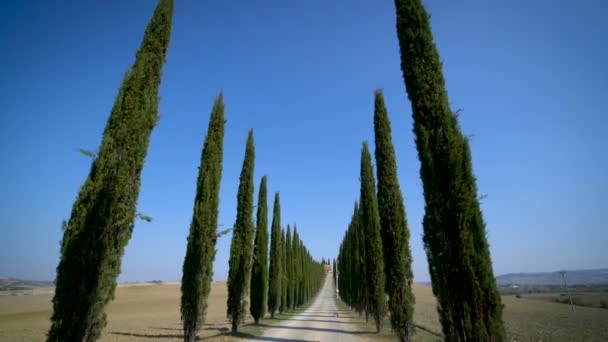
[353,202,367,317]
[293,226,304,306]
[285,225,293,310]
[279,229,287,313]
[332,258,336,288]
[373,89,415,341]
[359,142,386,333]
[47,1,173,340]
[181,93,225,342]
[250,176,269,324]
[299,241,307,305]
[393,0,505,340]
[292,226,299,307]
[339,202,366,314]
[226,130,255,333]
[267,193,282,318]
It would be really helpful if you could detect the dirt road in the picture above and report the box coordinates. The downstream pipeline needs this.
[252,275,367,342]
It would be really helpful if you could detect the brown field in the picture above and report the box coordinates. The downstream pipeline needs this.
[1,282,608,341]
[410,284,608,342]
[519,291,608,309]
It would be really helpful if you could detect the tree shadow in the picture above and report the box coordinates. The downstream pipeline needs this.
[110,332,185,339]
[149,326,230,333]
[293,313,356,318]
[111,327,230,340]
[286,318,358,325]
[301,310,350,314]
[256,323,369,335]
[226,331,316,342]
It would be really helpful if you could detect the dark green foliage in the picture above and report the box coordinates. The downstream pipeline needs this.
[352,203,367,315]
[373,89,415,341]
[181,93,225,342]
[285,225,293,310]
[274,223,323,312]
[279,229,287,313]
[250,176,269,324]
[292,226,300,308]
[338,202,367,316]
[47,1,173,341]
[359,142,386,332]
[267,193,282,318]
[226,130,255,333]
[333,258,337,288]
[393,0,505,340]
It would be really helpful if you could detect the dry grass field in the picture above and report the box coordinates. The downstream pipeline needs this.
[1,282,607,341]
[0,281,261,342]
[410,284,608,342]
[343,284,608,342]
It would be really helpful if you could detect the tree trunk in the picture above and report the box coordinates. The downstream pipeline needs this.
[231,318,238,333]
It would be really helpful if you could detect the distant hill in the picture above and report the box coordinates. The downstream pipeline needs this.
[0,277,54,289]
[496,268,608,286]
[0,278,54,295]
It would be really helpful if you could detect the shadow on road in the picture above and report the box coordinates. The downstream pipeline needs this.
[111,327,230,340]
[228,331,317,342]
[255,323,369,335]
[293,313,357,318]
[285,318,358,325]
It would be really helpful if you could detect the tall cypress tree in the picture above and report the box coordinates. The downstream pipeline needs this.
[285,225,293,310]
[47,1,173,340]
[393,0,505,340]
[293,226,303,306]
[250,176,269,324]
[359,142,386,333]
[373,89,415,341]
[332,258,336,288]
[267,193,282,318]
[181,93,225,342]
[279,229,287,313]
[352,202,366,316]
[226,130,255,333]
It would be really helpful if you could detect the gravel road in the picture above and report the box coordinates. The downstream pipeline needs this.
[251,275,368,342]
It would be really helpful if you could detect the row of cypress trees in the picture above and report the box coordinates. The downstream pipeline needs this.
[337,90,415,340]
[267,209,326,320]
[339,1,506,342]
[183,123,325,338]
[198,127,325,335]
[46,1,324,340]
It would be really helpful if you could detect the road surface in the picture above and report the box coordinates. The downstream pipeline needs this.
[251,275,368,342]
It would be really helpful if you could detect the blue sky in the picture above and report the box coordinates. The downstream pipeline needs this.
[1,0,606,283]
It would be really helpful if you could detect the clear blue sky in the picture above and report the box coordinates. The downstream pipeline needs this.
[1,0,606,283]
